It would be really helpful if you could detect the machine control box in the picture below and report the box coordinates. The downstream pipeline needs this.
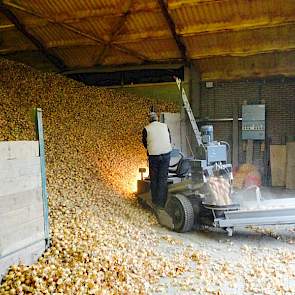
[207,144,227,164]
[242,104,265,140]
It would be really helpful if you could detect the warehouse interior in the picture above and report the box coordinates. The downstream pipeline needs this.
[1,0,295,294]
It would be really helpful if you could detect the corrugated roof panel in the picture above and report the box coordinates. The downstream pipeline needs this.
[0,13,13,28]
[17,0,160,20]
[19,0,123,18]
[184,24,295,58]
[116,30,171,43]
[116,11,171,42]
[0,30,35,53]
[197,51,295,80]
[7,8,50,29]
[1,0,295,78]
[169,0,295,35]
[28,24,86,45]
[26,18,116,48]
[70,17,117,42]
[51,45,103,68]
[131,0,159,12]
[122,11,167,34]
[170,0,234,30]
[102,48,142,65]
[121,38,181,60]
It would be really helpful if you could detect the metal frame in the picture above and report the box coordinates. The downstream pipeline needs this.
[35,108,50,249]
[216,207,295,228]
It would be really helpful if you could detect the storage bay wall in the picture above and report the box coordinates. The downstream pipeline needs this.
[108,75,294,181]
[109,82,188,104]
[200,78,295,174]
[0,141,46,281]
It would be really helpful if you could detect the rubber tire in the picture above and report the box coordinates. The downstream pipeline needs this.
[165,194,194,233]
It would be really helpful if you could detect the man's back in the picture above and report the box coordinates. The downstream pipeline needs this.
[142,113,172,208]
[144,121,172,156]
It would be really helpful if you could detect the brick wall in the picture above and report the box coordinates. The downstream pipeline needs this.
[200,78,295,177]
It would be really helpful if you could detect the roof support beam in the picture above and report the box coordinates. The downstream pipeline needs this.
[168,0,228,10]
[190,47,295,59]
[3,41,295,59]
[157,0,187,61]
[62,61,184,75]
[0,2,66,70]
[0,23,14,30]
[94,0,133,65]
[2,1,150,62]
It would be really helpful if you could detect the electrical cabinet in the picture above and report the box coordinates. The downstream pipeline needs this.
[242,104,265,140]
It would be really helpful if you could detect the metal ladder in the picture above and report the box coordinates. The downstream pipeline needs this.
[175,77,203,146]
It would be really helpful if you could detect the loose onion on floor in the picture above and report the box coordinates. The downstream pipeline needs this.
[0,59,183,294]
[1,59,295,295]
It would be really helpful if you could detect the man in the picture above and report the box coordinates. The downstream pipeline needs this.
[142,112,172,209]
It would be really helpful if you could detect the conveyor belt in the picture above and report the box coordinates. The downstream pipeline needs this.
[215,198,295,228]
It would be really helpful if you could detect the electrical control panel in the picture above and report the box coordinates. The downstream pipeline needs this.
[242,104,265,140]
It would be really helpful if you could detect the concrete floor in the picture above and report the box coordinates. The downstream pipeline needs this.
[148,187,295,295]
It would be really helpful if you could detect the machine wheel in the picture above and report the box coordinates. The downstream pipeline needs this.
[138,196,148,209]
[165,194,194,233]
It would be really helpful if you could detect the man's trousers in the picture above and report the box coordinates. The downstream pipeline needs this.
[148,152,171,208]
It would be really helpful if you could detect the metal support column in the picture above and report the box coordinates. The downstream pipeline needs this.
[34,108,50,249]
[232,103,239,169]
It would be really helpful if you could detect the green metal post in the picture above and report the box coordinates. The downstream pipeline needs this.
[34,108,50,248]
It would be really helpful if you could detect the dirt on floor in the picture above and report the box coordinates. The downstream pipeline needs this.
[148,187,295,295]
[147,204,295,295]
